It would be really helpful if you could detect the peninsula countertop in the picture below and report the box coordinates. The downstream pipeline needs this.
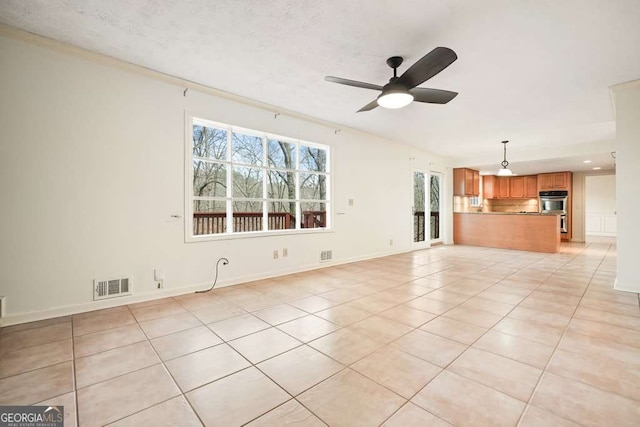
[453,212,560,253]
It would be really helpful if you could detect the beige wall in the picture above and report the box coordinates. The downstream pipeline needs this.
[611,79,640,293]
[0,30,453,323]
[572,171,617,243]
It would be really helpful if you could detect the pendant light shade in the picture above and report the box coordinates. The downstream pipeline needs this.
[498,140,513,176]
[497,167,513,176]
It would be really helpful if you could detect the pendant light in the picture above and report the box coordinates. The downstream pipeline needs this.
[497,140,513,176]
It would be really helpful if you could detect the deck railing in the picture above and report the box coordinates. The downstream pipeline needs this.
[414,211,440,242]
[193,211,325,235]
[431,211,440,239]
[301,211,326,229]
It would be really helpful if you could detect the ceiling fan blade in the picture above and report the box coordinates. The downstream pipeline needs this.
[396,47,457,90]
[325,76,383,91]
[357,99,379,112]
[411,88,458,104]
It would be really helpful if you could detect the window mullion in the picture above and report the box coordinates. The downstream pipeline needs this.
[226,127,233,234]
[188,118,329,240]
[295,141,301,230]
[262,135,268,232]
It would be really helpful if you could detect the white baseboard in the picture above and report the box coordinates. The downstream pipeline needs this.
[0,246,417,327]
[613,278,640,294]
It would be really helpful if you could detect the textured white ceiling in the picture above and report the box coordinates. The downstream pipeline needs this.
[1,0,639,172]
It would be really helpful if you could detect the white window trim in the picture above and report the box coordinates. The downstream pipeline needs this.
[184,112,332,242]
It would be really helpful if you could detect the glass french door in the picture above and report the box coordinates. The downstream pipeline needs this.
[413,171,429,248]
[430,173,442,243]
[413,170,442,248]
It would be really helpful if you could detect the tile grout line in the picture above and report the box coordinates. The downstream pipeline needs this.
[130,300,209,427]
[112,299,205,426]
[160,294,329,426]
[379,301,529,423]
[531,244,640,403]
[224,276,459,425]
[72,300,202,426]
[374,289,519,423]
[176,302,323,426]
[514,242,611,427]
[348,266,546,425]
[242,242,604,426]
[3,242,632,425]
[379,245,589,426]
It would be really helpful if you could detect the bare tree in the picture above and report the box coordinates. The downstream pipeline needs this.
[300,146,327,205]
[430,175,440,212]
[193,126,226,211]
[267,140,296,220]
[192,125,328,231]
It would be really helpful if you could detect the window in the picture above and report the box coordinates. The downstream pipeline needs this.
[187,117,330,239]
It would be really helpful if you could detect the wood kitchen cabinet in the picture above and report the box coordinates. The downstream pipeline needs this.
[509,176,525,198]
[482,176,496,199]
[538,172,571,191]
[483,175,538,199]
[524,175,538,198]
[509,175,537,198]
[453,168,480,196]
[497,176,510,198]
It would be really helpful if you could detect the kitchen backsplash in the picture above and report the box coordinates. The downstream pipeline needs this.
[453,196,479,213]
[487,198,539,213]
[454,196,539,213]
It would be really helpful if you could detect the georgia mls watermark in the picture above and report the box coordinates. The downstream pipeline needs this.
[0,406,63,427]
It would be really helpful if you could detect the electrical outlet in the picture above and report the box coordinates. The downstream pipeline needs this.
[154,269,164,281]
[283,248,288,257]
[389,239,393,246]
[273,250,279,259]
[156,280,163,289]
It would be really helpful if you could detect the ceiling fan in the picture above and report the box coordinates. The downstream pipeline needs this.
[325,47,458,112]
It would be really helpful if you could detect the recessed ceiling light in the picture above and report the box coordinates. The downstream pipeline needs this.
[593,166,602,170]
[583,160,592,163]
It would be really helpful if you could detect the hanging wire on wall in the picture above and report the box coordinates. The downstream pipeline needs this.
[195,257,229,293]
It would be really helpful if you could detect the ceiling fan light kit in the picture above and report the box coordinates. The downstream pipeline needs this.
[377,86,414,109]
[498,140,513,176]
[325,47,458,112]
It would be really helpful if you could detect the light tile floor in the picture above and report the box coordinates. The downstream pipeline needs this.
[1,242,639,426]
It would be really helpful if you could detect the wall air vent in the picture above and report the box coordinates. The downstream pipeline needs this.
[320,250,333,262]
[93,277,132,301]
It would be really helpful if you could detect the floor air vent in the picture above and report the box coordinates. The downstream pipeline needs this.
[94,277,132,300]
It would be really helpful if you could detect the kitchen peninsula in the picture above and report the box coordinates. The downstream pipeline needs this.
[453,212,561,253]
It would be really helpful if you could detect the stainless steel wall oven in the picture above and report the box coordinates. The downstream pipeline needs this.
[539,190,568,233]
